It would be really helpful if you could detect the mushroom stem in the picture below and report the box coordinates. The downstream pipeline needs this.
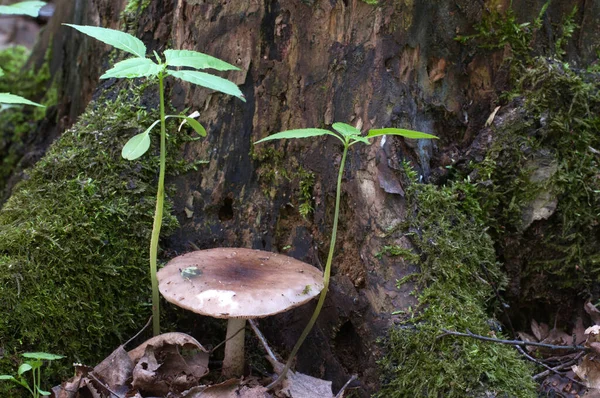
[222,318,246,377]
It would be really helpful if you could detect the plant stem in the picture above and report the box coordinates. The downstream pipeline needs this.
[266,143,349,390]
[32,366,38,398]
[150,72,167,336]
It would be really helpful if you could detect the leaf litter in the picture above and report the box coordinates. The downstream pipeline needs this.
[51,330,344,397]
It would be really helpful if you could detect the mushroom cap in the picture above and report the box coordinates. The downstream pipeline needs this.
[157,248,324,319]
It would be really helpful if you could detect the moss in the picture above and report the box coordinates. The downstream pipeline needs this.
[297,167,314,219]
[375,245,419,262]
[0,80,192,395]
[376,169,536,397]
[469,59,600,296]
[0,44,55,198]
[121,0,152,31]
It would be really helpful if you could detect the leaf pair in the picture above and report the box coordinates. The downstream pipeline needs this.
[122,114,206,160]
[254,122,438,145]
[64,24,245,101]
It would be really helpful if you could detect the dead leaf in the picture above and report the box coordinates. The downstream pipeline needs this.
[485,106,501,127]
[92,345,134,393]
[582,388,600,398]
[543,328,572,346]
[180,379,271,397]
[585,302,600,325]
[573,356,600,389]
[132,338,209,396]
[531,319,550,342]
[590,342,600,355]
[586,325,600,340]
[517,331,538,353]
[128,332,207,362]
[266,358,334,398]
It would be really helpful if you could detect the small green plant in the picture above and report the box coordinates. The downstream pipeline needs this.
[0,1,46,108]
[65,24,245,336]
[0,352,63,397]
[255,122,437,387]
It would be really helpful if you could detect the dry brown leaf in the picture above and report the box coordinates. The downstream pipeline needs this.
[266,358,334,398]
[586,325,600,341]
[92,345,134,393]
[517,331,538,353]
[590,342,600,355]
[180,379,271,397]
[280,371,335,398]
[582,388,600,398]
[542,328,572,346]
[128,332,208,362]
[531,319,549,341]
[573,356,600,389]
[586,302,600,325]
[132,339,209,396]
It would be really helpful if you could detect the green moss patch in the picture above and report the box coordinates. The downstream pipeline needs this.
[0,45,54,199]
[0,82,189,395]
[376,172,536,397]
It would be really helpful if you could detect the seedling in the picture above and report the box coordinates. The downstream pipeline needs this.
[255,122,437,387]
[0,352,63,397]
[0,1,46,108]
[64,24,245,335]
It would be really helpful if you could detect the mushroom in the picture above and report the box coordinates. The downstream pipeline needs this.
[157,248,324,378]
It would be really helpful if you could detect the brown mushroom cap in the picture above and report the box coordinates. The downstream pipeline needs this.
[157,248,324,319]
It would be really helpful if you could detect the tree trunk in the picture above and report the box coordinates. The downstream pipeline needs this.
[1,0,599,396]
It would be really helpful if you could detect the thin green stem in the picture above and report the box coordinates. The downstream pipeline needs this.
[32,366,38,398]
[150,72,167,336]
[266,142,349,390]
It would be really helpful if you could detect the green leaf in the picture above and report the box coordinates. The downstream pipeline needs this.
[0,67,4,77]
[17,363,32,375]
[179,116,206,137]
[122,130,152,160]
[22,352,64,360]
[0,375,16,380]
[164,49,239,71]
[332,122,361,137]
[167,70,245,102]
[100,57,162,79]
[38,388,51,396]
[367,128,438,140]
[0,93,44,107]
[0,1,45,17]
[349,135,371,145]
[63,24,146,58]
[255,128,340,144]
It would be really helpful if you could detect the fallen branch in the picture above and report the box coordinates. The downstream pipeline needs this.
[533,352,584,380]
[439,329,589,352]
[516,346,584,386]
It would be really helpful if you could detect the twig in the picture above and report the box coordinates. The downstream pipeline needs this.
[439,329,589,352]
[123,316,152,348]
[533,352,585,380]
[209,325,245,354]
[334,374,358,398]
[88,372,121,398]
[516,346,585,386]
[249,319,279,363]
